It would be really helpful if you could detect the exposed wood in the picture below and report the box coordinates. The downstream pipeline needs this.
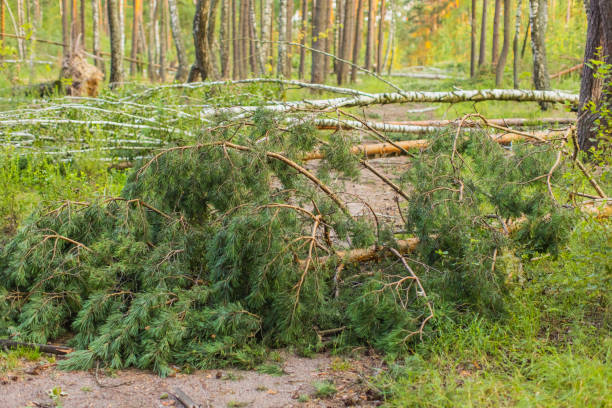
[301,131,562,161]
[173,388,202,408]
[0,339,73,355]
[551,63,584,79]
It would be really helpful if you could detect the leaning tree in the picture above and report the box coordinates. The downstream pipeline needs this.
[577,0,612,151]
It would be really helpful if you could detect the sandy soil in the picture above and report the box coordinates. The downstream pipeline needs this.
[1,353,385,408]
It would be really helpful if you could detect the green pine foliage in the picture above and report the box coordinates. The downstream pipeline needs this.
[0,112,580,375]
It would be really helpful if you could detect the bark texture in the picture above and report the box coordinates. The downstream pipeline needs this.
[471,0,477,77]
[364,0,376,71]
[168,0,189,81]
[577,0,612,151]
[189,0,213,81]
[478,0,487,67]
[311,0,327,83]
[529,0,551,109]
[107,0,124,85]
[495,0,511,86]
[513,0,522,88]
[492,0,502,65]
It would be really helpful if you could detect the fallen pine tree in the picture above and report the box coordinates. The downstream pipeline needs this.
[0,112,603,375]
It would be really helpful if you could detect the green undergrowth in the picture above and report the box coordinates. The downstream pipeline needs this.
[0,106,600,379]
[380,217,611,407]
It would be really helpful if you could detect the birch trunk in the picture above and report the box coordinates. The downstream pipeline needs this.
[107,0,124,85]
[200,89,579,117]
[248,0,264,74]
[16,0,25,58]
[277,0,287,77]
[260,0,272,67]
[529,0,551,109]
[285,0,293,77]
[382,0,394,73]
[92,0,103,71]
[118,0,124,63]
[513,0,522,88]
[168,0,189,81]
[495,0,511,86]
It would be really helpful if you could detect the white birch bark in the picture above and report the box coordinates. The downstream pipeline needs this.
[261,0,272,67]
[199,89,580,117]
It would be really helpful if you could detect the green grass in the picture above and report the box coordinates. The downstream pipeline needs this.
[380,218,611,407]
[313,380,337,398]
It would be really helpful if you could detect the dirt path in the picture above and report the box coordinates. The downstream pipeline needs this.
[1,353,385,408]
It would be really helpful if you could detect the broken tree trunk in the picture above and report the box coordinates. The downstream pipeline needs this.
[0,339,73,355]
[302,131,565,160]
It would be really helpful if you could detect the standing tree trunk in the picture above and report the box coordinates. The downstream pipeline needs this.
[478,0,487,67]
[492,0,501,65]
[261,0,272,68]
[382,0,393,73]
[364,0,375,71]
[495,0,511,85]
[248,0,264,73]
[232,0,239,78]
[92,0,104,71]
[577,0,612,151]
[376,0,385,74]
[350,0,364,82]
[158,0,168,81]
[189,0,213,81]
[471,0,477,77]
[148,0,158,81]
[80,0,86,40]
[298,0,308,79]
[168,0,189,81]
[131,0,142,75]
[286,0,293,77]
[107,0,124,85]
[16,0,25,58]
[220,0,230,78]
[529,0,551,109]
[1,0,5,53]
[338,0,355,84]
[277,0,287,77]
[512,0,522,88]
[118,0,124,64]
[323,0,332,80]
[311,0,326,83]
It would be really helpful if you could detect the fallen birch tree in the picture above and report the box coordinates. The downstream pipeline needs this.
[200,89,579,118]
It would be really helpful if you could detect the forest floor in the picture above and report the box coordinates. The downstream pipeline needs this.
[1,351,387,408]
